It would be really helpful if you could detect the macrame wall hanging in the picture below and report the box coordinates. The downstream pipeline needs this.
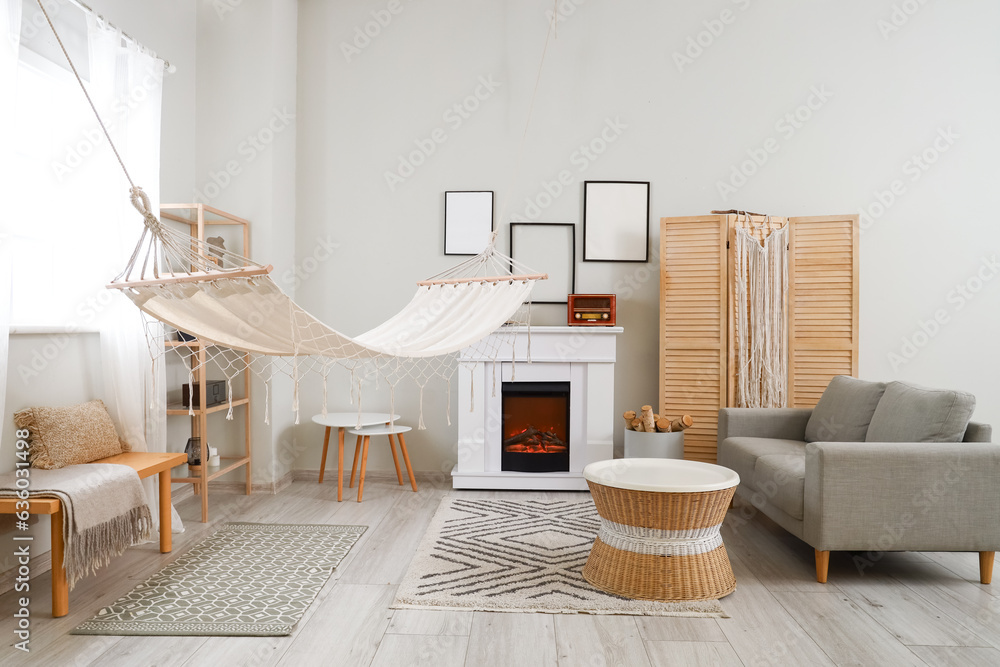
[730,213,788,409]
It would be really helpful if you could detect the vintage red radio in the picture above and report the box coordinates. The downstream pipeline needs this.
[567,294,616,326]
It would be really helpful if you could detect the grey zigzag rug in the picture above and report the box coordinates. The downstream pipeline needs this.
[394,498,726,617]
[73,523,366,636]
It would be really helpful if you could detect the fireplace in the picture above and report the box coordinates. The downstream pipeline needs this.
[501,381,571,473]
[454,325,620,490]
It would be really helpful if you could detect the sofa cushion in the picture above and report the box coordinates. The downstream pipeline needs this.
[866,381,976,443]
[718,437,806,491]
[753,454,806,520]
[805,375,886,442]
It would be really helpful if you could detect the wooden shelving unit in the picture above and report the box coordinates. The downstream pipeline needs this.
[161,204,253,523]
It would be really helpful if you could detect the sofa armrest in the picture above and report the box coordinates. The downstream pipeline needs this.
[804,441,1000,552]
[717,408,813,449]
[965,422,992,442]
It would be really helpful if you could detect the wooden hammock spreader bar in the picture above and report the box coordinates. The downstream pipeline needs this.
[416,273,547,287]
[108,265,274,290]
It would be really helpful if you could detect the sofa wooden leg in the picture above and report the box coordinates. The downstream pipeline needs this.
[815,550,830,583]
[980,552,995,585]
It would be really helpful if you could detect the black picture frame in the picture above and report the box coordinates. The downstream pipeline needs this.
[509,222,576,304]
[582,181,650,262]
[444,190,495,255]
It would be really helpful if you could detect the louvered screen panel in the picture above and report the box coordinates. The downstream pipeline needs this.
[659,216,727,463]
[787,215,859,407]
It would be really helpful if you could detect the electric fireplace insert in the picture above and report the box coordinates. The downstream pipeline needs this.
[501,381,571,473]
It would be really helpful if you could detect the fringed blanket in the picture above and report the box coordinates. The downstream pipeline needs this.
[0,464,151,589]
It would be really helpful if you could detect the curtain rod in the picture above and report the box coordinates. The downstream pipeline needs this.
[64,0,174,72]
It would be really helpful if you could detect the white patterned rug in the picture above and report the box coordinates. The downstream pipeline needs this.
[73,523,366,636]
[394,498,726,617]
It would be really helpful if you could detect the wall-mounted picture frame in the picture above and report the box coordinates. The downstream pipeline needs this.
[510,222,576,304]
[582,181,650,262]
[444,190,494,255]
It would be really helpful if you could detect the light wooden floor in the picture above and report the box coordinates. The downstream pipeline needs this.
[2,477,998,666]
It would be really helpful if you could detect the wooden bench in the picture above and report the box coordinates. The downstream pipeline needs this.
[0,451,186,617]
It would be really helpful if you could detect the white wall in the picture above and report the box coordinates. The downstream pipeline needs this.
[293,0,1000,475]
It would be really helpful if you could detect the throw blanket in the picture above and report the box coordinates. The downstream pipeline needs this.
[0,464,151,589]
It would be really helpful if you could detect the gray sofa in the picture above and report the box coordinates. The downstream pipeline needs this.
[717,376,998,584]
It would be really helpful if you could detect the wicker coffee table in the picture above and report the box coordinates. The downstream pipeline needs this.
[582,458,740,601]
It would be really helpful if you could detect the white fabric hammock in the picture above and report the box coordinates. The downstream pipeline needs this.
[125,268,534,360]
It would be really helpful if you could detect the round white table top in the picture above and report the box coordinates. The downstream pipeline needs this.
[311,413,400,428]
[583,458,740,493]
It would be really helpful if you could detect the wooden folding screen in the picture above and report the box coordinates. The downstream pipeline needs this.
[786,215,860,407]
[659,214,859,463]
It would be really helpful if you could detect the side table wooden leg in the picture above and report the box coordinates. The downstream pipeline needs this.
[159,470,172,553]
[349,435,362,488]
[319,426,331,484]
[336,427,345,501]
[336,427,345,502]
[358,435,371,502]
[397,433,418,492]
[387,434,404,485]
[51,506,68,618]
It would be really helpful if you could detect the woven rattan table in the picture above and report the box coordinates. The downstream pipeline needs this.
[582,458,740,601]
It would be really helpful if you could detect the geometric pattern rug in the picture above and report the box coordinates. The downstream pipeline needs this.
[394,498,726,617]
[73,523,366,636]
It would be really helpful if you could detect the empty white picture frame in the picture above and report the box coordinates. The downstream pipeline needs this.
[445,191,494,255]
[583,181,650,262]
[510,223,576,304]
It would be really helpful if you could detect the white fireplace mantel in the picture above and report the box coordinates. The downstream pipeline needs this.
[453,325,622,490]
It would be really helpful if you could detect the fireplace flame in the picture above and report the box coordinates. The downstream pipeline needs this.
[503,426,567,454]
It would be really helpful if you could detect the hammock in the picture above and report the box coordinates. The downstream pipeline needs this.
[113,189,542,362]
[33,0,547,426]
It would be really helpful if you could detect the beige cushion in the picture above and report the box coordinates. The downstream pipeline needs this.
[805,375,886,442]
[14,399,128,469]
[866,381,976,443]
[717,437,806,495]
[754,454,806,520]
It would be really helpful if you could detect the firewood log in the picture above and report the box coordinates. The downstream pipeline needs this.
[670,415,694,431]
[630,418,644,432]
[640,405,655,433]
[655,417,672,433]
[623,410,636,430]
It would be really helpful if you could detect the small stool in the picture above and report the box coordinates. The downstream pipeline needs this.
[347,424,417,502]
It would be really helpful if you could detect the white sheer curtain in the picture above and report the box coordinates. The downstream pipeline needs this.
[85,15,182,537]
[0,0,18,445]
